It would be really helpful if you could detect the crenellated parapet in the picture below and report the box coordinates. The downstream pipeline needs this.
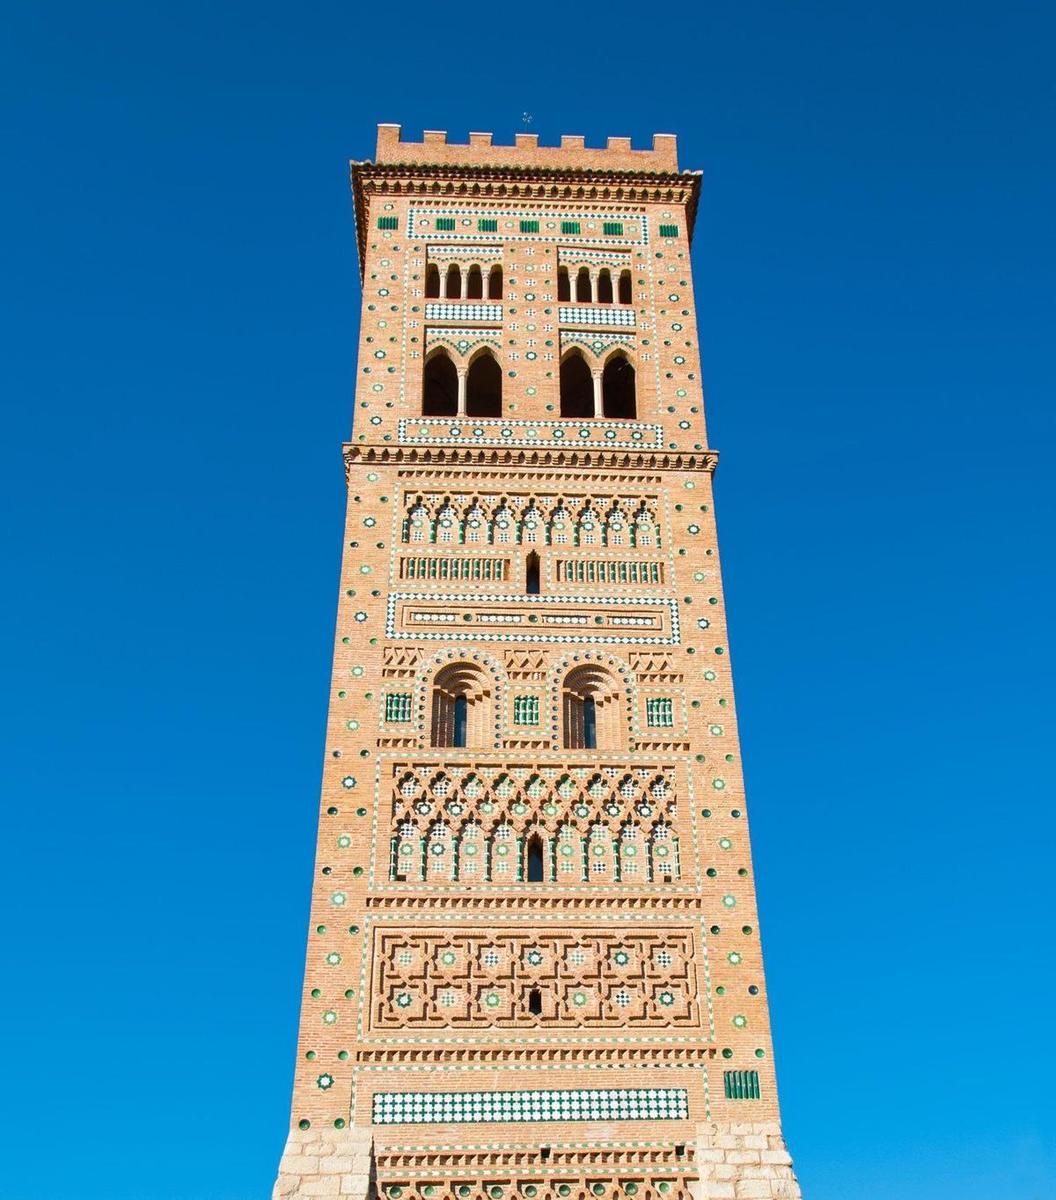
[374,124,681,173]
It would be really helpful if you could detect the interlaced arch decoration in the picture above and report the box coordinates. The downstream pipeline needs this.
[385,760,680,887]
[400,491,661,548]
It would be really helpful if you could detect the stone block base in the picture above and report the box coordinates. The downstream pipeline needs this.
[690,1122,802,1200]
[273,1122,800,1200]
[272,1126,374,1199]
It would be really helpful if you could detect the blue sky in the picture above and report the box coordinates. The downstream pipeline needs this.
[2,2,1054,1197]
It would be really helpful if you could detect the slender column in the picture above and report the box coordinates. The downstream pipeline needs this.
[457,368,467,415]
[461,265,469,300]
[591,369,603,418]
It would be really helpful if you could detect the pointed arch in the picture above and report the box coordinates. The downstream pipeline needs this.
[602,352,636,419]
[559,350,594,419]
[465,350,502,418]
[422,350,458,416]
[525,830,546,882]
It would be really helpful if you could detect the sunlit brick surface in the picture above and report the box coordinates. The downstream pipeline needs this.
[274,124,802,1200]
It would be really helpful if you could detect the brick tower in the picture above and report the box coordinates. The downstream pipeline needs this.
[273,125,803,1200]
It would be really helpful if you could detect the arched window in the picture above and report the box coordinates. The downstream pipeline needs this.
[525,551,540,595]
[526,833,545,882]
[562,665,624,751]
[466,265,483,299]
[575,267,592,303]
[425,264,441,298]
[445,264,461,299]
[422,351,458,416]
[617,269,632,305]
[488,265,503,299]
[602,355,636,419]
[596,269,613,304]
[559,352,594,418]
[465,352,502,418]
[557,266,570,302]
[430,662,492,748]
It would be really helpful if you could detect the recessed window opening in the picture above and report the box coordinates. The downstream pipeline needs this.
[559,352,594,418]
[488,265,503,299]
[465,352,502,418]
[563,664,624,750]
[525,551,540,594]
[528,987,543,1015]
[602,355,636,419]
[526,834,545,882]
[452,695,468,748]
[582,696,597,750]
[575,266,592,302]
[425,264,440,298]
[596,269,613,304]
[617,269,632,304]
[430,662,491,748]
[445,264,461,299]
[422,352,458,416]
[557,266,570,301]
[466,265,483,299]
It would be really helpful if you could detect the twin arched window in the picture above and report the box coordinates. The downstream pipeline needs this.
[559,351,636,419]
[423,350,502,418]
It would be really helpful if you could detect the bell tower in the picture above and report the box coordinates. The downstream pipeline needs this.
[273,124,803,1200]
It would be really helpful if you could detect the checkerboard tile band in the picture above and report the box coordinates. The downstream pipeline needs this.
[372,1087,689,1125]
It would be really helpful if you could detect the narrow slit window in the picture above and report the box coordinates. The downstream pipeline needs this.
[452,695,468,748]
[582,696,597,750]
[526,835,545,882]
[528,988,543,1015]
[526,550,540,594]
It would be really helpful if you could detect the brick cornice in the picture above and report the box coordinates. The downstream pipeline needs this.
[342,442,718,481]
[349,160,702,277]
